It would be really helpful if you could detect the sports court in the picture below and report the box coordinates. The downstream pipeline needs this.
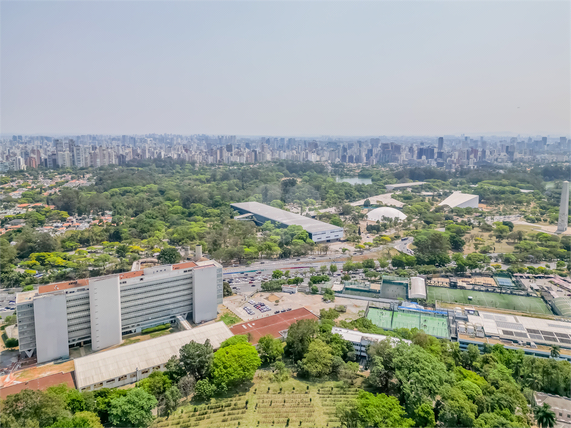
[366,307,393,330]
[553,297,571,318]
[367,307,450,338]
[379,283,408,300]
[427,286,552,315]
[229,307,318,344]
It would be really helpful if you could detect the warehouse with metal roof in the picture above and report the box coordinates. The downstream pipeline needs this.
[438,192,479,209]
[74,322,233,391]
[231,201,343,242]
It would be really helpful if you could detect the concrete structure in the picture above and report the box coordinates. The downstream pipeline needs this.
[534,392,571,428]
[385,182,426,190]
[194,244,203,261]
[464,310,571,352]
[231,201,343,243]
[409,277,427,299]
[366,207,407,222]
[74,322,233,392]
[16,260,223,363]
[281,285,298,294]
[557,181,569,234]
[350,193,404,208]
[438,192,479,209]
[331,327,411,358]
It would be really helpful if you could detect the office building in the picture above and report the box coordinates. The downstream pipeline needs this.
[16,260,223,363]
[231,202,343,242]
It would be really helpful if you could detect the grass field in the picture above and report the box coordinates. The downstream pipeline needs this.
[220,312,241,326]
[427,286,552,315]
[152,375,363,428]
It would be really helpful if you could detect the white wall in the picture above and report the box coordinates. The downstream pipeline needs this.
[34,293,69,363]
[458,196,479,209]
[193,266,218,324]
[89,276,122,351]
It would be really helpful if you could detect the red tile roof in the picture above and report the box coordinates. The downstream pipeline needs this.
[172,261,197,270]
[119,270,144,279]
[0,372,75,399]
[38,279,89,294]
[230,307,318,344]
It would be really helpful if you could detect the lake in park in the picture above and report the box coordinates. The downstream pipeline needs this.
[335,177,372,185]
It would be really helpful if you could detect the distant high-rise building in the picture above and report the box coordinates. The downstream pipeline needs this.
[556,181,569,234]
[438,137,444,152]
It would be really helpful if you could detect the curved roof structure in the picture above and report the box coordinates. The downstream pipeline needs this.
[367,207,407,222]
[438,192,479,209]
[409,277,427,299]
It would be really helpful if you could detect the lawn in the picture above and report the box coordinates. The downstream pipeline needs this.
[427,286,552,315]
[220,312,242,326]
[152,373,364,428]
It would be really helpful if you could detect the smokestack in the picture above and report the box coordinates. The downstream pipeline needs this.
[194,245,202,261]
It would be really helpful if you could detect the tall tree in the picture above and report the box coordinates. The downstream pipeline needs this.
[257,334,284,364]
[285,319,319,361]
[534,403,556,428]
[108,388,157,428]
[211,342,261,389]
[179,340,213,380]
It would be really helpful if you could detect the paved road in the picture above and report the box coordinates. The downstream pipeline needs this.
[393,237,414,254]
[222,236,415,294]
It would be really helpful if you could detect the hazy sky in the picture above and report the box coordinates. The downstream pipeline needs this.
[1,1,569,136]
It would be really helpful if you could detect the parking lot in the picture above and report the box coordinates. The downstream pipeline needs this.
[0,289,19,318]
[224,291,368,322]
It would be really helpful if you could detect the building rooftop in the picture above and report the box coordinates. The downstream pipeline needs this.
[466,310,571,348]
[32,260,212,295]
[350,193,405,208]
[409,277,427,299]
[230,307,318,344]
[438,192,479,208]
[231,202,343,234]
[16,290,38,304]
[331,327,411,347]
[385,182,426,190]
[367,207,407,221]
[0,372,75,399]
[74,322,233,389]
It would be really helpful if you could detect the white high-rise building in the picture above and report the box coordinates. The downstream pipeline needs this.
[16,260,223,363]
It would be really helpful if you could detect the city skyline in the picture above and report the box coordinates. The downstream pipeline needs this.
[2,1,570,136]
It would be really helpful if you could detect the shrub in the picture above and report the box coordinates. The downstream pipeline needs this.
[5,338,18,347]
[141,323,170,334]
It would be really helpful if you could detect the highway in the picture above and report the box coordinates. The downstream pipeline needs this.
[223,237,414,294]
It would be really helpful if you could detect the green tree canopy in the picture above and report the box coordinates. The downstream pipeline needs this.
[211,342,261,389]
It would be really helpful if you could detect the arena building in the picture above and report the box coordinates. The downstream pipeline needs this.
[366,207,407,222]
[231,201,343,243]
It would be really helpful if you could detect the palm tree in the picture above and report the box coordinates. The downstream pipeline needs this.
[550,345,561,358]
[534,403,556,428]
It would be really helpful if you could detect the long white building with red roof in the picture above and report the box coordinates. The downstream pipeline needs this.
[16,260,223,363]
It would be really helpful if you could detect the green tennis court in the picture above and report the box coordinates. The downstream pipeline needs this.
[427,286,552,315]
[553,297,571,317]
[367,308,450,338]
